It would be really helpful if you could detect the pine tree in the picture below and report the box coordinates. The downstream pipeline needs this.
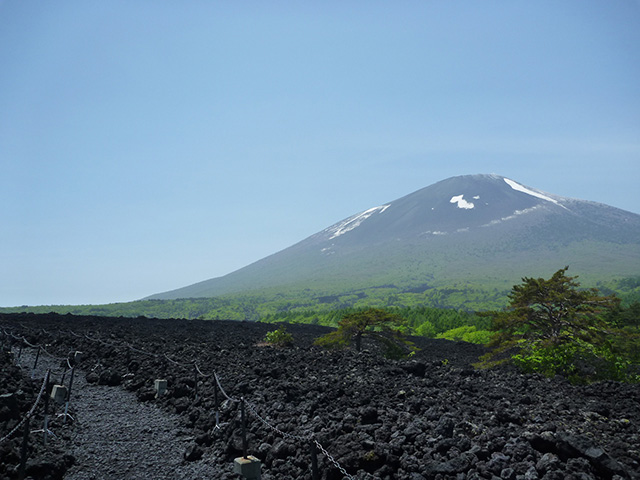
[478,267,636,382]
[314,308,415,358]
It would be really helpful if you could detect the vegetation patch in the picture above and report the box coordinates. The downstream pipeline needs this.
[263,325,294,348]
[314,308,416,359]
[478,267,640,383]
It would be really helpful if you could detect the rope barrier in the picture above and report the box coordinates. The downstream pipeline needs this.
[1,323,356,479]
[195,363,213,378]
[40,345,65,362]
[48,365,72,377]
[21,336,38,349]
[125,343,159,358]
[0,371,49,444]
[214,372,239,403]
[163,353,192,368]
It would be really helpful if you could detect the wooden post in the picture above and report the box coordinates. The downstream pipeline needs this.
[213,381,219,427]
[310,440,320,480]
[241,397,248,458]
[42,370,51,446]
[31,346,41,378]
[193,364,198,401]
[63,367,75,424]
[18,416,29,480]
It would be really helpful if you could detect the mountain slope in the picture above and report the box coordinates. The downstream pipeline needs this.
[148,174,640,302]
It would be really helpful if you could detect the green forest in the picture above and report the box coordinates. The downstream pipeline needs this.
[2,276,638,349]
[2,275,638,321]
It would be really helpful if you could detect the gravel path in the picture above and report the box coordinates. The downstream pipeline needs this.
[22,349,230,480]
[63,377,222,479]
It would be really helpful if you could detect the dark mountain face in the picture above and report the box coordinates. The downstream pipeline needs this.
[148,174,640,301]
[312,174,564,245]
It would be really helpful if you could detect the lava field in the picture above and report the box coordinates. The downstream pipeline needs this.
[1,312,639,480]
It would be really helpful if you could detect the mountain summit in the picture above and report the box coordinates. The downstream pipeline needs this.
[148,174,640,306]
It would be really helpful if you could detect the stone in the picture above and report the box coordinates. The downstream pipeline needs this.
[435,415,455,438]
[536,453,561,474]
[556,432,628,478]
[154,379,167,397]
[234,455,261,479]
[50,384,68,404]
[98,369,121,386]
[183,443,203,462]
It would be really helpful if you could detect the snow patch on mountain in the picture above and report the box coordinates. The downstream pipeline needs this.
[450,195,475,209]
[504,178,559,205]
[326,204,390,239]
[482,206,542,227]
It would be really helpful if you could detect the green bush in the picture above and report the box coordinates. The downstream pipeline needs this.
[264,326,294,347]
[511,339,639,384]
[435,326,493,344]
[415,321,436,338]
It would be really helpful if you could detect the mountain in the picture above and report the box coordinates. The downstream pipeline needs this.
[147,174,640,306]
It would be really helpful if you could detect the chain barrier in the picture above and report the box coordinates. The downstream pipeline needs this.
[244,400,311,443]
[244,399,355,479]
[314,439,354,480]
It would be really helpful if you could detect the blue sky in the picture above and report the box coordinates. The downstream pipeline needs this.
[1,1,639,306]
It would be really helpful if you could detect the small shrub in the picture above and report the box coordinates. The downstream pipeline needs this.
[435,326,493,344]
[264,326,294,348]
[314,308,416,358]
[462,329,494,345]
[415,321,436,338]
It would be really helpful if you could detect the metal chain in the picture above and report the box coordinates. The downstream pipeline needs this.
[244,400,354,479]
[244,400,312,443]
[314,439,355,480]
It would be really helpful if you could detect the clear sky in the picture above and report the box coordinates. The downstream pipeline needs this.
[1,1,639,307]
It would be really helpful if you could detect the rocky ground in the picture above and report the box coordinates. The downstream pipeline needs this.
[1,312,639,480]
